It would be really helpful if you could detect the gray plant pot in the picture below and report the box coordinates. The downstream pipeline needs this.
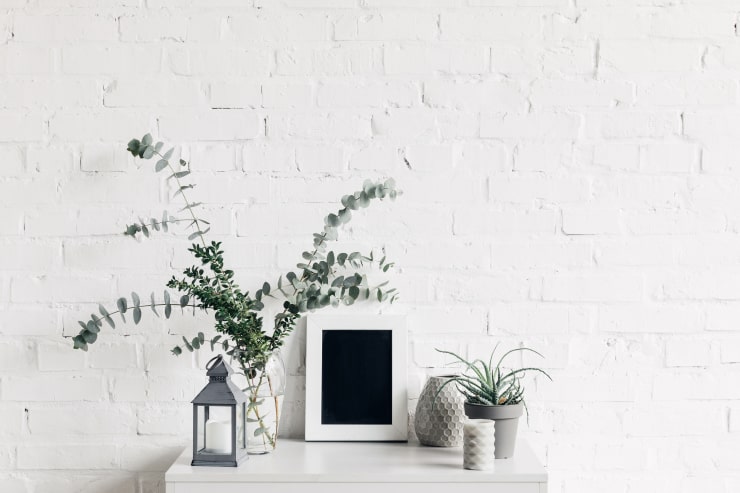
[463,402,523,459]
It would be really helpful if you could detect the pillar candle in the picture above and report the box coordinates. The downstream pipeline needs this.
[463,419,496,471]
[205,419,232,454]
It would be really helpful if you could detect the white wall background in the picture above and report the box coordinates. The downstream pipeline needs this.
[1,0,739,492]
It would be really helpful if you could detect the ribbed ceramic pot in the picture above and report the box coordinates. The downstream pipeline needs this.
[414,375,465,447]
[464,402,523,459]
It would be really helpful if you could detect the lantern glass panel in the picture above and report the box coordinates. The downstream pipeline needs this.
[237,403,247,451]
[195,405,206,453]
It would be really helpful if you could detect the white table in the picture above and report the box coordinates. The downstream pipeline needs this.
[165,439,547,493]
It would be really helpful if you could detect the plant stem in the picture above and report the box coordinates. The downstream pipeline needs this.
[96,301,197,326]
[242,362,276,450]
[155,150,208,250]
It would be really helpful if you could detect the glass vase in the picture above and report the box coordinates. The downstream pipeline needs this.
[244,350,286,455]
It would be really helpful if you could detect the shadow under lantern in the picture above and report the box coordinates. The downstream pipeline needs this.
[192,355,248,467]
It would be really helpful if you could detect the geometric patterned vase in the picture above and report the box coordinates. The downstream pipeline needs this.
[414,375,466,447]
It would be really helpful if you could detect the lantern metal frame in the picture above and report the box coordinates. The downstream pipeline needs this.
[191,355,248,467]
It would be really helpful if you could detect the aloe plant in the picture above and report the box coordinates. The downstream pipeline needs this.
[435,346,552,409]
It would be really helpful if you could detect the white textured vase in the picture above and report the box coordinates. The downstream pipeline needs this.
[463,419,496,471]
[414,375,465,447]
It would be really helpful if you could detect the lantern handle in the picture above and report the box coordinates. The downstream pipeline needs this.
[206,354,223,370]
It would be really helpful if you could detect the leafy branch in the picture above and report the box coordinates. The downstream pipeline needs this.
[72,291,197,350]
[71,135,402,361]
[169,178,402,365]
[125,135,210,245]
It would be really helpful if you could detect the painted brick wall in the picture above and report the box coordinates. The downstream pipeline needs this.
[1,0,739,492]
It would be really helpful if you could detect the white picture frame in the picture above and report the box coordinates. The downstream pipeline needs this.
[305,314,407,442]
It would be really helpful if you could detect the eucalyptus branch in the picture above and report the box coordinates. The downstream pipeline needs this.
[125,134,209,247]
[254,178,401,336]
[71,292,198,351]
[157,149,208,249]
[124,216,193,238]
[72,134,402,381]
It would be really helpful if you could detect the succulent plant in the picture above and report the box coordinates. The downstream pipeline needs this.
[435,346,552,408]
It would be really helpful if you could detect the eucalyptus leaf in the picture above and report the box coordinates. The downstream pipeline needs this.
[150,293,159,316]
[188,228,210,241]
[73,335,88,351]
[358,191,370,207]
[326,213,340,227]
[86,320,100,334]
[117,297,128,314]
[349,286,360,299]
[164,291,172,318]
[127,139,141,156]
[82,330,97,344]
[174,185,194,197]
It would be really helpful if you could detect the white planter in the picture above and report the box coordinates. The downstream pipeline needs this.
[463,419,496,471]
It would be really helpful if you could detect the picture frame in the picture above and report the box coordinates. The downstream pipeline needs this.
[305,314,407,442]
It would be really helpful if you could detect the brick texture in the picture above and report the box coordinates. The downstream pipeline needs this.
[0,2,738,493]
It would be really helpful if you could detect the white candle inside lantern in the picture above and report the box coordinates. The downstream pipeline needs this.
[205,419,232,454]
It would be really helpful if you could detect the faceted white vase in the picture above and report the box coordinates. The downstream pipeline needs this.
[463,419,496,471]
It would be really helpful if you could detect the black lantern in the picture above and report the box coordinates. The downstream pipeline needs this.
[192,355,248,467]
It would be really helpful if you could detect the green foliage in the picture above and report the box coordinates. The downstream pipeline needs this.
[435,346,552,408]
[72,134,401,375]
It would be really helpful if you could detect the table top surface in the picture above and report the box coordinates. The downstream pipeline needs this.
[166,439,547,483]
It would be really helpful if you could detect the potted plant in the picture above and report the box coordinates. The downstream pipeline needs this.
[435,346,551,459]
[70,134,401,454]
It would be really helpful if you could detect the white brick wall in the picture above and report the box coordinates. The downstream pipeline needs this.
[0,1,739,492]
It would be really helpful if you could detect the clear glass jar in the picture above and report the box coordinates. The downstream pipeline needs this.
[244,350,286,454]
